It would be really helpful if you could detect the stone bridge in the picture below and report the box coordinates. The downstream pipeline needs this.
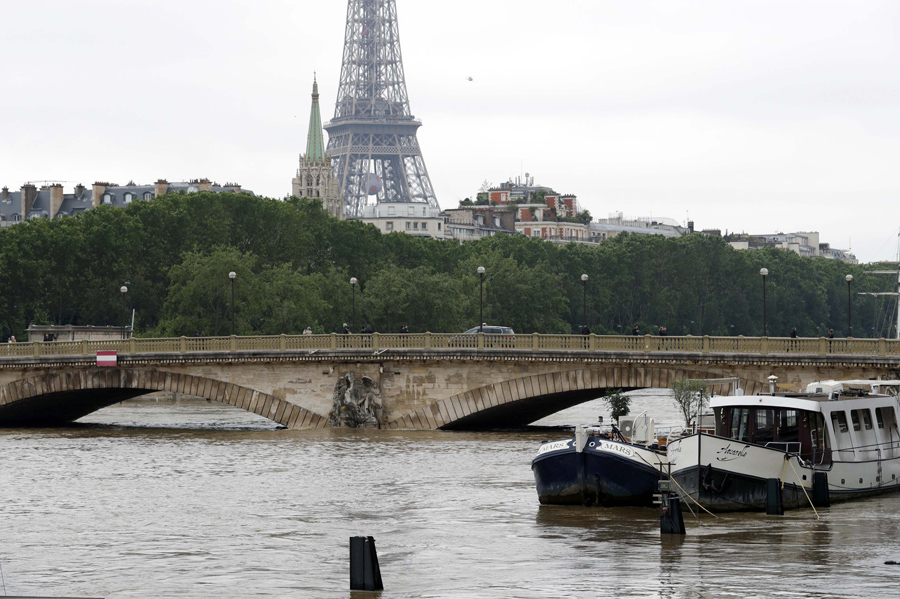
[0,333,898,429]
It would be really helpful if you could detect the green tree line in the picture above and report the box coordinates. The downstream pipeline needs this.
[0,191,893,339]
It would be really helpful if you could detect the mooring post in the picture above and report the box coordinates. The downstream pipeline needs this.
[658,480,685,535]
[766,478,784,515]
[350,536,384,591]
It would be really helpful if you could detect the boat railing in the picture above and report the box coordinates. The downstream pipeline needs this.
[662,426,687,446]
[830,440,900,461]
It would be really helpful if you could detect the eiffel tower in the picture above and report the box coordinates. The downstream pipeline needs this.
[325,0,440,219]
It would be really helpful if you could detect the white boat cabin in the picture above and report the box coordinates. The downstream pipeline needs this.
[711,380,900,466]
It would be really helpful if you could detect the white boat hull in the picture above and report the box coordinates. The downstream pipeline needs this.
[668,433,900,512]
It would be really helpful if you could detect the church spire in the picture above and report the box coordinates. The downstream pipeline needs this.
[305,74,327,163]
[293,74,343,219]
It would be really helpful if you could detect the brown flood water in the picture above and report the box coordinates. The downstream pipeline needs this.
[0,390,899,598]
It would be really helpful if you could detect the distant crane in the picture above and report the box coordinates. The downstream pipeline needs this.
[862,230,900,340]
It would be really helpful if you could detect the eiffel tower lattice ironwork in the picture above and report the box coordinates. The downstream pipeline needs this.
[325,0,439,218]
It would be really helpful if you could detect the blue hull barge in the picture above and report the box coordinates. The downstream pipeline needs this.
[532,420,668,507]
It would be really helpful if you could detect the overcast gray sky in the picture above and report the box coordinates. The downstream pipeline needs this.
[2,0,899,263]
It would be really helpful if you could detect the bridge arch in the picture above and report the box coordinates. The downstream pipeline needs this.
[386,365,770,431]
[0,368,326,428]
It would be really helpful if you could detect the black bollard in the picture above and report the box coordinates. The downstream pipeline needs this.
[660,494,685,535]
[811,472,830,508]
[350,536,384,591]
[766,478,784,515]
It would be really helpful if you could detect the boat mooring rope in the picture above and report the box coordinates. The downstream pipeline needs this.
[629,445,720,519]
[786,457,820,520]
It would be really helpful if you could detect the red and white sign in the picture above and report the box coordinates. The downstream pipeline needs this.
[96,351,117,367]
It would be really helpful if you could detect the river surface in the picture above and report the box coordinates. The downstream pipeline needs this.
[1,390,899,598]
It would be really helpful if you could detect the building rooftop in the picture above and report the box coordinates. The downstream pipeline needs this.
[0,180,252,224]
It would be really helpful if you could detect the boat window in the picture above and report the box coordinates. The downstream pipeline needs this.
[778,409,799,442]
[730,408,750,442]
[754,408,776,444]
[851,411,861,432]
[861,410,873,431]
[832,412,849,433]
[876,409,886,429]
[809,412,830,463]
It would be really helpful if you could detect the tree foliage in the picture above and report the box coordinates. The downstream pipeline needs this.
[0,191,886,341]
[602,389,631,423]
[671,379,711,430]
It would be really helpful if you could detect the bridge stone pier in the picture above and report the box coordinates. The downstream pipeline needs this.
[0,334,898,429]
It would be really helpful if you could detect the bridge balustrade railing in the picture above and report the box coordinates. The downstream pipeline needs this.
[593,336,646,351]
[234,336,280,351]
[4,333,900,359]
[332,335,373,350]
[188,337,232,352]
[123,338,165,353]
[846,339,880,356]
[537,335,589,351]
[709,336,754,353]
[431,333,477,350]
[286,335,331,350]
[85,339,130,353]
[645,336,704,352]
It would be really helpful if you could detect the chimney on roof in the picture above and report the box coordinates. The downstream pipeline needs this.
[198,178,212,191]
[21,183,37,216]
[49,184,64,218]
[1,186,8,201]
[155,179,168,197]
[91,182,107,209]
[75,183,85,200]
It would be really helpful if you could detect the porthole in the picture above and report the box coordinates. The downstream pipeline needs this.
[589,442,595,447]
[876,476,881,482]
[859,478,864,484]
[802,475,807,481]
[841,479,846,484]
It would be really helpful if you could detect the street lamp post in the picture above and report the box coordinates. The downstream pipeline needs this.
[228,271,237,336]
[350,277,358,331]
[760,268,769,336]
[119,284,129,339]
[477,267,486,333]
[581,274,589,329]
[846,274,854,337]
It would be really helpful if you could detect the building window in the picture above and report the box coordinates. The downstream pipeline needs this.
[406,222,410,229]
[422,222,428,230]
[386,221,393,230]
[437,223,441,230]
[413,222,419,229]
[143,192,153,200]
[102,193,112,204]
[123,193,133,204]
